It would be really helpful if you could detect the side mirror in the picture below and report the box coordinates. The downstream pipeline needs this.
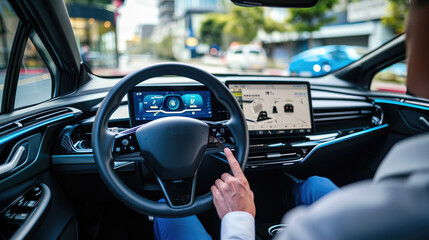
[231,0,318,8]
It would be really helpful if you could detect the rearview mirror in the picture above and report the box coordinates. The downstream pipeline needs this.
[231,0,318,8]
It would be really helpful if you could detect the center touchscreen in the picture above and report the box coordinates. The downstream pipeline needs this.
[228,82,314,135]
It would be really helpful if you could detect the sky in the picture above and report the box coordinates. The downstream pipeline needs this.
[117,0,158,52]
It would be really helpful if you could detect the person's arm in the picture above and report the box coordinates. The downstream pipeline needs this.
[211,148,256,240]
[406,0,429,99]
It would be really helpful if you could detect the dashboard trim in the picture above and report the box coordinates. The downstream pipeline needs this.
[299,124,389,164]
[374,99,429,111]
[243,124,389,168]
[0,113,76,145]
[53,124,389,168]
[52,154,133,169]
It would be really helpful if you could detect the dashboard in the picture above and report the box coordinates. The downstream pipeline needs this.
[53,77,388,172]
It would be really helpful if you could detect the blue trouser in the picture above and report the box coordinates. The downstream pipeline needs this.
[294,176,340,206]
[153,176,339,240]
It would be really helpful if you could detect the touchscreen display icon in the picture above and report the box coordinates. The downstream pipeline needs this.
[182,94,203,109]
[167,98,179,110]
[163,95,183,111]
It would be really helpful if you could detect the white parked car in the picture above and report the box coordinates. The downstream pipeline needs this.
[225,45,267,71]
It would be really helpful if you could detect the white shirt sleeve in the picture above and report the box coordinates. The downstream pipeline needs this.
[221,211,255,240]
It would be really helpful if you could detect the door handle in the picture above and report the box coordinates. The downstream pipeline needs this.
[0,145,26,175]
[418,116,429,130]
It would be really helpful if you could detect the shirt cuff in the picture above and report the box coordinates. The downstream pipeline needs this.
[221,211,255,240]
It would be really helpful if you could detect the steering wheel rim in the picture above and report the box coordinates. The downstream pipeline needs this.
[91,63,249,217]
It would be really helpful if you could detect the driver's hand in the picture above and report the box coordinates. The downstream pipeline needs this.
[211,148,256,219]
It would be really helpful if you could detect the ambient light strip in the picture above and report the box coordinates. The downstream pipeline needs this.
[0,113,75,146]
[374,99,429,111]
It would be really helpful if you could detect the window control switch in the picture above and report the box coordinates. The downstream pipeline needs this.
[14,213,29,221]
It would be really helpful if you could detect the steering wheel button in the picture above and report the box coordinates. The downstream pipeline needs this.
[122,139,129,146]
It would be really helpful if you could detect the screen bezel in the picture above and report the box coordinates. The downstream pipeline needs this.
[127,85,227,127]
[225,80,315,137]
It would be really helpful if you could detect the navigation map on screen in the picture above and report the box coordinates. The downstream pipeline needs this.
[228,83,313,135]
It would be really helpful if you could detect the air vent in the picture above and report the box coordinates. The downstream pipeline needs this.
[0,122,22,135]
[313,107,375,133]
[247,148,305,164]
[19,108,73,126]
[314,109,373,122]
[0,108,74,136]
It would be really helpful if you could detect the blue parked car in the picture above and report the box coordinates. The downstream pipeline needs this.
[289,45,368,77]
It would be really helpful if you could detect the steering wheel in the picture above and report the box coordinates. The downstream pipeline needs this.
[91,63,249,217]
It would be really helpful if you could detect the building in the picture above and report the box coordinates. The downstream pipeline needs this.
[67,1,123,69]
[260,0,395,67]
[159,0,175,24]
[153,0,224,60]
[137,24,155,39]
[174,0,221,18]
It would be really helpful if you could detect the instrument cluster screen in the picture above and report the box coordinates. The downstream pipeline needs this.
[227,82,314,136]
[128,87,215,126]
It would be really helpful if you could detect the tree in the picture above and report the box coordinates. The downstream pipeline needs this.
[224,6,265,43]
[199,6,286,48]
[382,0,409,34]
[263,16,287,35]
[287,0,338,48]
[200,14,227,48]
[154,34,175,60]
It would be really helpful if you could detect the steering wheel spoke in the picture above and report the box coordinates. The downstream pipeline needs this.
[205,121,237,151]
[112,127,143,161]
[156,175,197,208]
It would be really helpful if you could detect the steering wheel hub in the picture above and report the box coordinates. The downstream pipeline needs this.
[135,116,209,180]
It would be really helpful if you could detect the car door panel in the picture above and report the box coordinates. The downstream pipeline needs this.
[0,108,80,239]
[373,99,429,135]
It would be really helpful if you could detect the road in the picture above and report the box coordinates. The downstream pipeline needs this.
[93,54,289,77]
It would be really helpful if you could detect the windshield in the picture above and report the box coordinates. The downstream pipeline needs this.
[65,0,408,77]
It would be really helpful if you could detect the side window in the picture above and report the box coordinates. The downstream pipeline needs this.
[0,0,19,106]
[370,61,407,94]
[15,35,53,109]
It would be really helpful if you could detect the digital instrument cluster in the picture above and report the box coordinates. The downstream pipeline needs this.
[128,86,227,126]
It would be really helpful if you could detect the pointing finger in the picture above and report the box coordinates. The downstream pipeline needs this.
[224,148,244,178]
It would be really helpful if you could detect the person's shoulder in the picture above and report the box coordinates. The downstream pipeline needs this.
[277,180,429,240]
[374,134,429,182]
